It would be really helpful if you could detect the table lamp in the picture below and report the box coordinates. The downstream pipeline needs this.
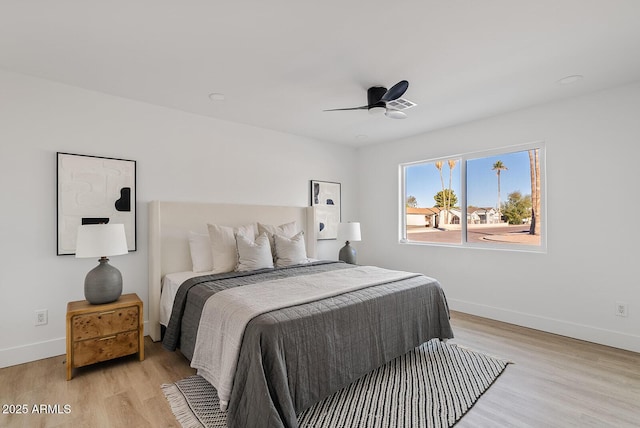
[75,223,128,304]
[337,222,361,264]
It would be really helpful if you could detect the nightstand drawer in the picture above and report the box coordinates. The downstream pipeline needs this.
[72,330,139,367]
[71,306,139,340]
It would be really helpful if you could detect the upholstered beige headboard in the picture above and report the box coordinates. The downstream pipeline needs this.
[148,201,317,341]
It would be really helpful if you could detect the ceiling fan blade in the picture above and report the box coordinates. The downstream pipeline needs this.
[385,109,407,119]
[380,80,409,102]
[323,105,370,112]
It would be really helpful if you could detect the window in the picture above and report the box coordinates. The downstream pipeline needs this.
[401,143,544,250]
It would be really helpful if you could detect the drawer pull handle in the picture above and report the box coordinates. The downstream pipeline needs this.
[99,336,117,341]
[99,310,116,315]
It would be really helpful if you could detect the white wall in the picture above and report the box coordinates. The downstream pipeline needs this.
[0,70,357,367]
[357,82,640,353]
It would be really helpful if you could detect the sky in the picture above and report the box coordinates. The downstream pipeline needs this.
[405,150,534,209]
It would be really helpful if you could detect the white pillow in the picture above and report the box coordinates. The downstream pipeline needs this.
[207,223,256,273]
[188,232,213,272]
[258,221,298,258]
[236,232,274,272]
[273,231,308,267]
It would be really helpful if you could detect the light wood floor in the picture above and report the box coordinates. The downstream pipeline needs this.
[1,311,639,427]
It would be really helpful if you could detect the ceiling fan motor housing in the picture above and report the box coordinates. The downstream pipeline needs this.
[367,86,387,110]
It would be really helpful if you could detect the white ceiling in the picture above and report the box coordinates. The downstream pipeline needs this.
[2,1,640,146]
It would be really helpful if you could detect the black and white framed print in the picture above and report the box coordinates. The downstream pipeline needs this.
[57,152,136,255]
[310,180,341,240]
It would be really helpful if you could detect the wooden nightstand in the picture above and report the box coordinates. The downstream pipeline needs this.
[66,293,144,380]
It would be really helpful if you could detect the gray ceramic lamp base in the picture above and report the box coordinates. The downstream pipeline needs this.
[338,241,357,264]
[84,258,123,304]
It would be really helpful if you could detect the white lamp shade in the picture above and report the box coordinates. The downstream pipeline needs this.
[337,222,361,242]
[75,224,128,258]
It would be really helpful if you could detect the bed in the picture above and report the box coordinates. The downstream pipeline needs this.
[149,201,454,428]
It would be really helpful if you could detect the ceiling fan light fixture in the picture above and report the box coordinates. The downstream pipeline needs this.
[368,105,386,115]
[385,109,407,119]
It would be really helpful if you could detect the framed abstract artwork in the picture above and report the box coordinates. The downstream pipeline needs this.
[57,152,137,255]
[310,180,341,240]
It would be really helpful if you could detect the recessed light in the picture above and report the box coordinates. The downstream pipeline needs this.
[208,93,225,101]
[356,134,368,140]
[557,75,584,85]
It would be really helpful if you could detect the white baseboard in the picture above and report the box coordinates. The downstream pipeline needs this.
[0,337,66,369]
[0,320,151,369]
[449,298,640,353]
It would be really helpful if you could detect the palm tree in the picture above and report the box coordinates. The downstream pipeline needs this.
[528,149,541,235]
[492,160,508,222]
[434,161,446,223]
[447,159,457,216]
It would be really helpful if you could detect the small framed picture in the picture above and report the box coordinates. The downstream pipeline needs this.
[310,180,341,240]
[57,152,136,255]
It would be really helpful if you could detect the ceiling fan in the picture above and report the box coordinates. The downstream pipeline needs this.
[324,80,416,119]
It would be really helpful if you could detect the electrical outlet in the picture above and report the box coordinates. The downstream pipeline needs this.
[615,302,628,318]
[35,309,48,326]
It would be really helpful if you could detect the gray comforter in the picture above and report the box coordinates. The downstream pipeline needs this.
[163,261,454,428]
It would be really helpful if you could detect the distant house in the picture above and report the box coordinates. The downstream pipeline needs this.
[439,208,462,225]
[468,207,501,224]
[406,207,442,227]
[407,206,502,228]
[406,207,461,228]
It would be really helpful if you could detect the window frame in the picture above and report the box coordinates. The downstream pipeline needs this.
[399,142,546,252]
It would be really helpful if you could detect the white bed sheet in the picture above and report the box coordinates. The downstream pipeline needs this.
[160,270,214,326]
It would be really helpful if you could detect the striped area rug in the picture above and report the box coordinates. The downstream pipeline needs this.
[162,340,510,428]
